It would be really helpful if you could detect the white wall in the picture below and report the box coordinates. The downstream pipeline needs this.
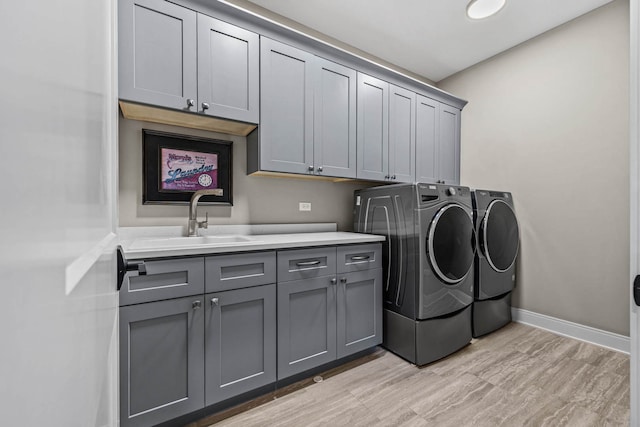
[0,0,119,425]
[119,119,375,230]
[439,0,630,335]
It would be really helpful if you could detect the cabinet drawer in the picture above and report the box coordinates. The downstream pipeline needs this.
[120,257,205,306]
[337,243,382,273]
[205,251,276,292]
[277,247,337,282]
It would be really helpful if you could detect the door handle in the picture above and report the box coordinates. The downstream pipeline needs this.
[634,275,640,306]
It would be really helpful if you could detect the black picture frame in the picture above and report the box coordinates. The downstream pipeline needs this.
[143,129,233,205]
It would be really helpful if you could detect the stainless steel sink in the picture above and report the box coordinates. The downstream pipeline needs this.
[128,235,257,250]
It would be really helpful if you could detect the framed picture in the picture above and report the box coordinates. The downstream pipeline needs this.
[143,129,233,205]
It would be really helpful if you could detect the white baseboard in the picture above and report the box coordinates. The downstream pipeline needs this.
[511,307,630,355]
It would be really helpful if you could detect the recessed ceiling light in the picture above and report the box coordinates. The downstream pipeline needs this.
[466,0,506,20]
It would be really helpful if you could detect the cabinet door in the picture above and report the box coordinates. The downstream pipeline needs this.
[205,284,276,406]
[119,0,197,110]
[119,296,204,427]
[197,15,259,123]
[357,73,389,181]
[313,58,357,178]
[389,85,416,183]
[277,276,337,379]
[439,104,461,185]
[260,37,314,174]
[416,95,439,183]
[336,269,383,358]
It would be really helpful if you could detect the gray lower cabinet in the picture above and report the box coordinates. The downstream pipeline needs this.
[119,296,205,427]
[336,269,383,358]
[277,276,337,379]
[205,284,276,405]
[119,0,259,122]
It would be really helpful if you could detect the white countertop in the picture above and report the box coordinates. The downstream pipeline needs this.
[119,225,385,259]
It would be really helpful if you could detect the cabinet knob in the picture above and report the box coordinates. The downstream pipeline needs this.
[308,165,314,172]
[340,277,347,284]
[192,300,202,310]
[317,166,323,173]
[186,98,195,108]
[211,298,219,306]
[201,102,210,111]
[391,175,396,180]
[384,175,390,180]
[330,278,337,285]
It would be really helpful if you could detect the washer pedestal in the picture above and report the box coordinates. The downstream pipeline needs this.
[472,292,512,338]
[383,306,472,366]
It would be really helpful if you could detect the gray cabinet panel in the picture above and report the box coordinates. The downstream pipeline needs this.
[197,15,259,123]
[439,104,461,185]
[277,276,337,379]
[416,95,439,184]
[119,257,204,306]
[119,0,197,110]
[260,37,314,174]
[337,243,382,274]
[205,251,276,292]
[277,246,337,283]
[357,73,389,181]
[120,296,204,427]
[336,268,383,358]
[313,58,357,178]
[205,284,276,405]
[389,85,416,183]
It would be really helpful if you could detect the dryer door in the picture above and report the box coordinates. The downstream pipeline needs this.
[480,200,519,272]
[427,204,476,284]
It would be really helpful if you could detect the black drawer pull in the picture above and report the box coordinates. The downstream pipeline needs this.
[350,255,370,261]
[296,260,321,267]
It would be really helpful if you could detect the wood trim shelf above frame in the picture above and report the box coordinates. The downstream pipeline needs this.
[119,101,258,137]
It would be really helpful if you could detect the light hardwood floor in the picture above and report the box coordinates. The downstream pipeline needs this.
[209,322,629,426]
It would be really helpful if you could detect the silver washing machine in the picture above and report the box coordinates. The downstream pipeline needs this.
[471,189,520,337]
[354,183,476,365]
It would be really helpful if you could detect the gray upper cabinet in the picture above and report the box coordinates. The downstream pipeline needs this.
[389,85,416,183]
[439,104,461,185]
[197,14,259,123]
[259,37,315,175]
[416,94,439,183]
[416,95,461,185]
[313,58,357,178]
[119,296,205,427]
[357,73,389,181]
[119,0,259,123]
[119,0,197,111]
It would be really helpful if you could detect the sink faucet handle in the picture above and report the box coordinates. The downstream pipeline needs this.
[198,211,209,229]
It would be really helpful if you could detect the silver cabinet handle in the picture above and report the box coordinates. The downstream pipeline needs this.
[350,255,370,261]
[186,98,195,108]
[330,278,337,285]
[317,166,323,173]
[192,300,202,310]
[211,298,219,306]
[340,277,347,284]
[202,102,210,111]
[392,175,396,180]
[308,165,314,172]
[296,260,321,267]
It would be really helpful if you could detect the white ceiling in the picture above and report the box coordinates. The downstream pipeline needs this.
[245,0,615,82]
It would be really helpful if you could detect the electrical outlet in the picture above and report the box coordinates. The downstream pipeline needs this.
[299,202,311,212]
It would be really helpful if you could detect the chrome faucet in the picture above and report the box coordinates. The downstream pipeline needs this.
[188,190,219,237]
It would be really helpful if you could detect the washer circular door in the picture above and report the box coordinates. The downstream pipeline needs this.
[480,200,519,272]
[427,204,476,284]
